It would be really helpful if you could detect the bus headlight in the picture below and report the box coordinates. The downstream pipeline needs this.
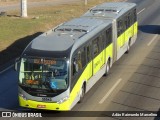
[19,93,27,100]
[57,96,69,104]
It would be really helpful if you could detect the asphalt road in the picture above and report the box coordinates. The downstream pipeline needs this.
[0,0,160,120]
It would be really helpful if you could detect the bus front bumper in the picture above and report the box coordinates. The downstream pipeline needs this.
[19,96,70,111]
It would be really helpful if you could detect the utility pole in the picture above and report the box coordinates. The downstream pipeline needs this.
[85,0,87,5]
[21,0,27,17]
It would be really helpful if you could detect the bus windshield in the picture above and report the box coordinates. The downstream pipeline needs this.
[19,58,69,90]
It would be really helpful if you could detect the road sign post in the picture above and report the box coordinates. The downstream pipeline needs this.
[21,0,27,17]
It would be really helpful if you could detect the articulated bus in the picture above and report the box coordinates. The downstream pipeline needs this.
[82,2,138,62]
[16,2,137,111]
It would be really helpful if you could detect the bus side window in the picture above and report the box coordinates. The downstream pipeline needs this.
[77,51,82,70]
[99,35,103,50]
[117,20,123,37]
[86,44,92,62]
[128,13,132,27]
[131,10,134,25]
[93,38,99,57]
[81,47,86,67]
[133,9,137,22]
[124,15,128,29]
[101,33,105,49]
[72,50,85,76]
[106,27,112,46]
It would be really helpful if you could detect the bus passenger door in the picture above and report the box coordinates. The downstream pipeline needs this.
[124,15,129,44]
[101,34,106,66]
[92,37,102,75]
[117,19,125,48]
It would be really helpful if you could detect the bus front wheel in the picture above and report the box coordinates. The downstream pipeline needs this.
[78,85,85,103]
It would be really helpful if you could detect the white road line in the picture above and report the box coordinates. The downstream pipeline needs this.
[0,58,20,74]
[147,34,159,46]
[0,64,14,74]
[99,78,122,104]
[137,8,145,15]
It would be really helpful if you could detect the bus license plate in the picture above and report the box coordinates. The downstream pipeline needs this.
[42,97,52,102]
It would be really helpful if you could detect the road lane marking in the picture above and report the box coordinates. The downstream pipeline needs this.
[147,34,158,46]
[137,8,145,15]
[99,78,122,104]
[0,58,20,74]
[0,64,14,74]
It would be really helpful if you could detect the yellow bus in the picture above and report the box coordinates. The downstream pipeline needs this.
[16,2,137,111]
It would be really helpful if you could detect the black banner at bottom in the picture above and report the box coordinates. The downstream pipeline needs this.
[0,111,160,117]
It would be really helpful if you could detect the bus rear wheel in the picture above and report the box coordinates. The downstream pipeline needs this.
[78,85,85,103]
[104,61,110,76]
[126,40,131,54]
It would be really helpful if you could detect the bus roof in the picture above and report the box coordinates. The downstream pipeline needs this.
[83,2,136,19]
[23,17,111,58]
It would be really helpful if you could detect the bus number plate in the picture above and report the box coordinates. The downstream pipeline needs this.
[42,97,52,102]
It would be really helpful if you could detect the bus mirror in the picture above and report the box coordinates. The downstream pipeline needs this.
[15,58,20,71]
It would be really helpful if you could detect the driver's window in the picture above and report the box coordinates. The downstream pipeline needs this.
[73,57,79,76]
[72,51,82,76]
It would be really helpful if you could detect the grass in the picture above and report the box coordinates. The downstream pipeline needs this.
[0,0,51,5]
[0,0,121,65]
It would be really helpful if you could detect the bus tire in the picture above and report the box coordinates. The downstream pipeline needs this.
[104,61,110,76]
[78,84,85,103]
[126,39,131,54]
